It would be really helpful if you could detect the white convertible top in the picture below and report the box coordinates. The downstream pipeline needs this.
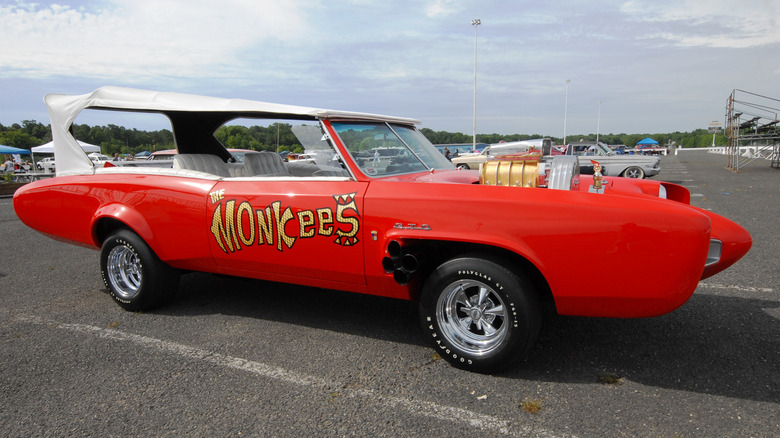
[45,86,420,175]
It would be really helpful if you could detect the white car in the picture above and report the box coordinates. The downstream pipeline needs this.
[88,153,112,164]
[36,157,56,172]
[451,139,551,170]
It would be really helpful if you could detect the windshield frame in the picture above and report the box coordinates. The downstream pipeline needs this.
[330,121,454,178]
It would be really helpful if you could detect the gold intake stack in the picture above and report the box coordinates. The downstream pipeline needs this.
[479,154,541,187]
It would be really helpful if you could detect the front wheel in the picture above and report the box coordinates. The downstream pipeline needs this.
[100,229,179,311]
[419,257,541,373]
[456,163,470,170]
[622,166,645,178]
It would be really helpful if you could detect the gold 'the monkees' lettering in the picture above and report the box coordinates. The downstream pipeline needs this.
[210,192,360,254]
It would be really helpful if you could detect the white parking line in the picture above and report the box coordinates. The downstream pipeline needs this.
[17,316,574,437]
[698,282,775,294]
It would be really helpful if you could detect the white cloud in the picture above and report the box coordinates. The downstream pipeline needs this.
[424,0,460,18]
[1,1,777,135]
[620,0,780,48]
[0,0,311,80]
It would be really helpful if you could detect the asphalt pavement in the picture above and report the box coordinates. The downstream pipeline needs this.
[1,151,778,437]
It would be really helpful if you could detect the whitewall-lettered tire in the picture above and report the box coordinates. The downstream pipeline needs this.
[100,229,179,311]
[419,256,541,373]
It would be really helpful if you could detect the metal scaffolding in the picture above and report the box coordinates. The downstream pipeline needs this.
[726,89,780,171]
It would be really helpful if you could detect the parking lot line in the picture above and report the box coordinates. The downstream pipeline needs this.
[17,315,573,438]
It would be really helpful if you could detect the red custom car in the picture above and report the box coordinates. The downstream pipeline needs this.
[14,87,751,373]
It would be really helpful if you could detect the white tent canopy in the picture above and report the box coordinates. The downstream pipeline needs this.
[31,140,101,154]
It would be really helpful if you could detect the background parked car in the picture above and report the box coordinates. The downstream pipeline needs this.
[88,153,112,165]
[566,141,661,178]
[450,140,549,169]
[434,144,486,160]
[36,156,56,172]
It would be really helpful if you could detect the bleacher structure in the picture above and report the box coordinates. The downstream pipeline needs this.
[725,89,780,171]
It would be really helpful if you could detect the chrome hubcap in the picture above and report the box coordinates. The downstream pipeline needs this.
[107,245,142,299]
[436,279,508,356]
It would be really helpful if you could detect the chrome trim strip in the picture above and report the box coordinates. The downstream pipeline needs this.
[706,239,722,266]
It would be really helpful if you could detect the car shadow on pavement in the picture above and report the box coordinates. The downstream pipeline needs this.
[516,292,780,404]
[161,272,779,404]
[163,272,424,346]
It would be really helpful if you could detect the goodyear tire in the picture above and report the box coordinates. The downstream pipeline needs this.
[419,257,541,373]
[100,229,179,311]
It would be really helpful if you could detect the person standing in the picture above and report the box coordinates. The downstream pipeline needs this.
[3,155,13,172]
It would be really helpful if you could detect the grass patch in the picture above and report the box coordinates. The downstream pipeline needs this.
[519,398,543,414]
[598,373,624,385]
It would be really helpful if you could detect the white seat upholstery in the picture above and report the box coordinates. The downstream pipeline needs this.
[226,163,247,177]
[173,154,231,177]
[244,151,290,176]
[313,169,349,177]
[286,161,320,176]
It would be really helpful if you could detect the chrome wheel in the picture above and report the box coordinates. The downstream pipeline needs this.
[623,166,645,178]
[436,279,508,356]
[101,230,179,311]
[106,245,142,300]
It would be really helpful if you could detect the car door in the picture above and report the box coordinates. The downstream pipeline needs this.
[206,179,368,285]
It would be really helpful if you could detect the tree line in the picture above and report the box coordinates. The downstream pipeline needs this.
[421,128,729,149]
[2,119,728,157]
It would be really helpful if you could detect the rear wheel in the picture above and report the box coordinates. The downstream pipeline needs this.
[622,166,645,178]
[100,229,179,311]
[419,256,541,373]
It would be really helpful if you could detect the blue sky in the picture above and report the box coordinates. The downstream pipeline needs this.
[1,0,778,137]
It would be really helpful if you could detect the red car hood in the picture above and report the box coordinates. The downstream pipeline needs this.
[381,169,480,184]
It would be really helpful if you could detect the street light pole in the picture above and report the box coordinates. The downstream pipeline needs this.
[596,100,601,143]
[563,79,571,145]
[472,18,481,151]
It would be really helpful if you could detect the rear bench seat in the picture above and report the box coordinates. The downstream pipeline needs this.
[173,152,291,177]
[173,154,232,177]
[243,151,290,176]
[172,152,349,178]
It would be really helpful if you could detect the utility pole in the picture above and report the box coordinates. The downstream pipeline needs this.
[563,79,571,145]
[472,19,481,151]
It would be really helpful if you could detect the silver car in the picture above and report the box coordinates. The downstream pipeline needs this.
[567,142,660,178]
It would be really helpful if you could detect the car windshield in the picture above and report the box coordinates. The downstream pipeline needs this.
[332,122,453,177]
[570,142,615,157]
[596,143,615,156]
